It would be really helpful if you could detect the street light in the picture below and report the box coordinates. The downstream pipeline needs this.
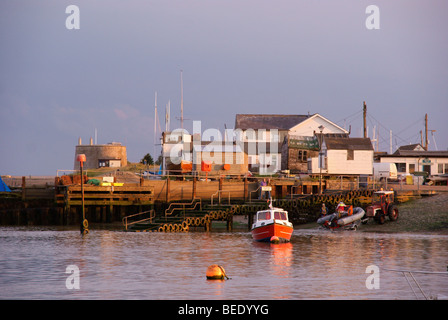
[76,154,88,235]
[318,125,325,195]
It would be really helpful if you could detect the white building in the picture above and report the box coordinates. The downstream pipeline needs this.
[378,144,448,176]
[234,113,348,174]
[308,137,374,175]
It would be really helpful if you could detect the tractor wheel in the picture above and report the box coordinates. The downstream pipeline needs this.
[375,211,386,224]
[388,205,399,221]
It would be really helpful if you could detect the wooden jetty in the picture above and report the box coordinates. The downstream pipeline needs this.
[56,184,154,210]
[1,174,446,228]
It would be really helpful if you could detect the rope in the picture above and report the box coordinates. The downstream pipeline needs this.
[218,265,231,280]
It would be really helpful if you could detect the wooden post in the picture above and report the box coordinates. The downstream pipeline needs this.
[21,176,26,201]
[219,176,223,204]
[227,215,233,231]
[244,176,248,201]
[166,176,170,203]
[247,212,253,231]
[192,175,197,199]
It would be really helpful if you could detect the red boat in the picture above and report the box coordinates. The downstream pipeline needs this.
[251,204,293,242]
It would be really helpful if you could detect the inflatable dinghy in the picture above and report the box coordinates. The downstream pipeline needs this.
[317,203,365,230]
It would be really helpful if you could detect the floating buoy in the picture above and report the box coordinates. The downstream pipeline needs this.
[270,236,280,244]
[206,265,229,280]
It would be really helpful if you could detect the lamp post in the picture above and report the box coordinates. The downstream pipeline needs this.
[318,125,325,195]
[76,154,88,235]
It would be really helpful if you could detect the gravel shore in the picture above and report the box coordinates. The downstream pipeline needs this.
[298,192,448,234]
[352,193,448,235]
[358,192,448,234]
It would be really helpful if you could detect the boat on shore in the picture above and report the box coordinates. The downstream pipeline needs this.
[317,202,365,231]
[251,200,293,242]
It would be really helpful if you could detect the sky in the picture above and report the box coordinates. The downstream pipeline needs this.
[1,0,447,175]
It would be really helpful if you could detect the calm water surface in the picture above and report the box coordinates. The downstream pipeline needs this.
[0,226,447,300]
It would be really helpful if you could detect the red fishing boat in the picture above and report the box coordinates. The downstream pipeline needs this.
[251,202,293,242]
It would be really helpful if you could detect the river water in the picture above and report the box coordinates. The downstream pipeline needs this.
[0,226,447,300]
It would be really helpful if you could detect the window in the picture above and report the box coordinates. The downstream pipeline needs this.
[438,163,448,174]
[396,163,406,173]
[274,211,287,220]
[298,150,308,162]
[258,211,271,220]
[347,150,354,160]
[409,164,415,174]
[98,160,109,167]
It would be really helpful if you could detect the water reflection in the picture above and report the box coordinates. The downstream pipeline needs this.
[0,227,447,299]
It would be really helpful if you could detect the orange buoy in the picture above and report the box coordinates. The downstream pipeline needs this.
[270,236,280,244]
[206,265,228,280]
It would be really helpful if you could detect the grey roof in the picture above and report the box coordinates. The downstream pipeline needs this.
[235,114,310,130]
[394,143,424,154]
[383,150,448,158]
[324,137,374,151]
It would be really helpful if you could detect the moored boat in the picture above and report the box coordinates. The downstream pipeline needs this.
[251,202,293,242]
[317,202,365,231]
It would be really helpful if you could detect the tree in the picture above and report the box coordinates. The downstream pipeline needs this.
[141,153,154,165]
[155,155,163,165]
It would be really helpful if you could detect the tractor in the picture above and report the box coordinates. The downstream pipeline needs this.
[362,190,399,224]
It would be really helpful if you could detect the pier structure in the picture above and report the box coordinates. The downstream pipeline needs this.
[54,175,154,225]
[1,174,447,228]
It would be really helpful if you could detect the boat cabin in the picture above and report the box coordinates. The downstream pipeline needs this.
[256,209,289,222]
[251,206,294,242]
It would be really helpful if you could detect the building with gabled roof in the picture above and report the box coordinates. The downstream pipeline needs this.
[308,137,374,175]
[379,146,448,177]
[235,113,348,174]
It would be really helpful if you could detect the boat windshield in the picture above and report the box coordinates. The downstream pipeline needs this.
[257,211,271,220]
[274,211,287,220]
[257,211,287,221]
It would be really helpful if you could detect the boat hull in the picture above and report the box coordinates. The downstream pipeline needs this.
[337,208,365,226]
[251,222,293,242]
[317,207,365,230]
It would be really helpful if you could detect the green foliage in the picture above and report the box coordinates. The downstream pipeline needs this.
[141,153,154,165]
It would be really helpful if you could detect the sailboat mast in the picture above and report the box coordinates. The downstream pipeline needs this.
[154,92,158,162]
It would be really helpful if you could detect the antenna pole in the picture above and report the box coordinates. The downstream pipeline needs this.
[180,70,184,130]
[154,92,157,159]
[363,101,367,138]
[165,101,170,132]
[425,113,428,151]
[154,92,157,141]
[390,130,392,154]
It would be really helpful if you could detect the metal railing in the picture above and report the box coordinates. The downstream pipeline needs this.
[164,198,202,217]
[248,186,261,203]
[383,267,448,300]
[211,190,230,206]
[122,209,155,231]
